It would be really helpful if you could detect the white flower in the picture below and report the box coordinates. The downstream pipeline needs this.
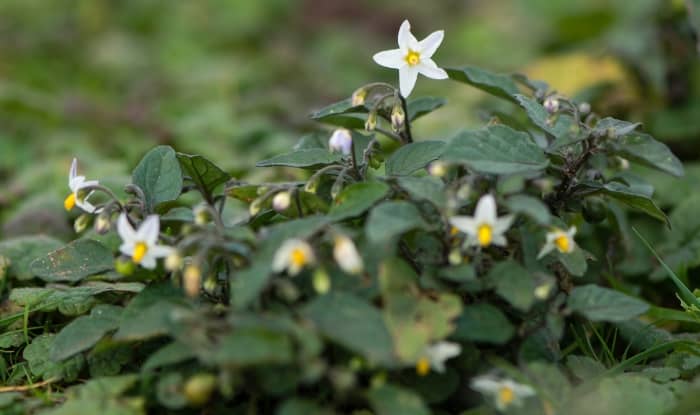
[65,158,100,213]
[537,226,577,259]
[272,239,315,276]
[117,213,173,269]
[470,376,536,411]
[333,235,363,275]
[449,194,514,248]
[416,341,461,376]
[328,128,353,155]
[373,19,448,97]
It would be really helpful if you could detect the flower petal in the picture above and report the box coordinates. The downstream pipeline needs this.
[119,242,134,258]
[493,215,514,235]
[492,234,508,247]
[449,216,477,235]
[537,242,555,259]
[418,58,448,80]
[470,377,502,393]
[399,66,419,97]
[69,158,78,184]
[149,244,174,258]
[117,213,137,243]
[373,48,405,69]
[137,215,160,244]
[474,194,497,225]
[140,255,157,270]
[418,30,444,57]
[397,19,418,50]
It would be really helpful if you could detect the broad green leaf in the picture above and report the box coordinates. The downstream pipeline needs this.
[51,305,123,361]
[396,176,446,208]
[505,194,551,225]
[67,374,140,399]
[176,152,231,196]
[30,239,114,282]
[607,133,684,177]
[568,375,676,415]
[385,141,445,176]
[256,149,343,169]
[23,334,85,381]
[488,260,536,311]
[366,201,429,244]
[558,246,589,277]
[0,331,24,349]
[442,125,548,174]
[453,303,515,344]
[567,284,649,322]
[593,117,640,138]
[580,181,669,226]
[277,399,335,415]
[514,94,578,139]
[0,235,63,280]
[113,283,186,341]
[142,342,196,372]
[226,184,260,203]
[328,181,389,221]
[407,97,446,121]
[447,66,519,102]
[210,327,294,366]
[310,98,367,129]
[566,355,606,381]
[303,292,394,364]
[367,384,430,415]
[132,145,183,211]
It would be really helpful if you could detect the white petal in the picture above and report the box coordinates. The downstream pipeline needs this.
[418,30,444,57]
[449,216,477,235]
[568,226,577,237]
[511,382,536,397]
[471,377,502,394]
[75,198,97,214]
[69,158,78,183]
[418,58,448,79]
[117,213,137,243]
[397,19,418,50]
[537,242,555,259]
[69,176,84,192]
[272,240,294,272]
[80,179,99,189]
[493,215,514,235]
[373,49,406,69]
[137,215,160,244]
[427,341,461,372]
[119,242,134,258]
[140,255,157,270]
[474,194,497,225]
[492,234,508,247]
[149,244,174,258]
[399,67,419,97]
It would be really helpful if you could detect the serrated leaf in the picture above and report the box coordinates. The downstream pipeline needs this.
[328,182,389,221]
[385,141,445,176]
[453,303,514,344]
[303,292,394,364]
[366,201,429,244]
[256,149,343,169]
[608,133,684,177]
[51,305,123,361]
[567,284,649,322]
[407,97,446,121]
[447,66,519,102]
[442,125,548,174]
[367,384,430,415]
[30,239,114,282]
[132,145,183,211]
[176,152,230,196]
[0,235,63,280]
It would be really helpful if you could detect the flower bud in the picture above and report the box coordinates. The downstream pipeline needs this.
[617,157,630,170]
[304,179,319,194]
[427,161,448,177]
[184,373,217,407]
[351,88,367,106]
[165,251,184,272]
[94,213,111,234]
[249,197,263,216]
[456,184,470,200]
[578,102,591,115]
[331,180,343,200]
[543,97,559,114]
[534,282,554,300]
[203,276,218,295]
[312,268,331,294]
[365,111,377,132]
[328,128,353,156]
[73,214,91,233]
[194,204,210,226]
[184,264,202,298]
[333,235,363,275]
[272,191,292,212]
[390,104,405,132]
[448,249,463,265]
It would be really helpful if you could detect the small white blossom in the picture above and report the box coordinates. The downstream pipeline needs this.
[449,194,514,248]
[272,239,315,276]
[117,213,173,269]
[333,235,363,275]
[416,341,461,375]
[65,158,100,213]
[538,226,577,259]
[328,128,353,155]
[373,19,448,97]
[471,376,536,411]
[543,97,560,114]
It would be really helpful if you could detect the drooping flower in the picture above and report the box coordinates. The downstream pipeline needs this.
[449,194,514,248]
[415,341,462,376]
[470,376,536,411]
[373,19,448,97]
[65,158,100,213]
[333,234,364,275]
[272,239,315,276]
[117,213,173,269]
[537,226,577,259]
[328,128,353,155]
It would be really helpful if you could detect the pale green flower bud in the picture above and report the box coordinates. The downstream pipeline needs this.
[184,373,217,407]
[365,111,377,132]
[194,204,210,226]
[94,213,111,234]
[165,251,184,272]
[73,213,91,233]
[312,268,331,294]
[428,161,448,177]
[184,264,201,298]
[351,88,367,106]
[272,191,291,212]
[390,104,405,132]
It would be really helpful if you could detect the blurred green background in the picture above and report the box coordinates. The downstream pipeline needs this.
[2,0,700,237]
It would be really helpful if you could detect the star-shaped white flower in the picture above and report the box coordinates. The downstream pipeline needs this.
[272,239,315,276]
[117,213,173,269]
[449,194,514,248]
[373,19,448,97]
[333,234,363,275]
[538,226,577,259]
[416,341,462,375]
[328,129,353,156]
[65,158,100,213]
[470,376,536,411]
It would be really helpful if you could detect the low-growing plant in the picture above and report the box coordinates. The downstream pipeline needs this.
[2,18,700,415]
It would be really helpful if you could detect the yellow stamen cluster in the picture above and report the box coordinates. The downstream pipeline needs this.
[133,242,148,264]
[64,193,76,211]
[477,224,493,247]
[555,235,571,253]
[290,248,307,267]
[405,50,420,66]
[498,386,515,407]
[416,357,430,376]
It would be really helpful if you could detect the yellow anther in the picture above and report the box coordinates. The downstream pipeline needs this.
[290,248,307,267]
[477,224,493,247]
[498,386,515,407]
[64,193,76,211]
[132,242,148,264]
[405,50,421,66]
[555,234,571,253]
[416,357,430,376]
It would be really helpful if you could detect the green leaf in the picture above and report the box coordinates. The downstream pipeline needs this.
[176,153,231,196]
[328,181,389,221]
[0,235,63,280]
[310,98,367,129]
[567,284,649,322]
[446,66,519,102]
[303,292,395,364]
[442,125,549,174]
[51,305,123,361]
[385,141,445,176]
[113,283,186,341]
[557,247,589,277]
[568,375,676,415]
[593,117,640,138]
[23,334,85,381]
[132,145,183,211]
[488,260,536,311]
[367,384,430,415]
[607,133,684,177]
[30,239,114,282]
[505,194,551,225]
[277,399,335,415]
[366,201,429,244]
[453,303,515,344]
[407,97,446,121]
[142,342,196,372]
[256,149,343,169]
[514,94,578,139]
[396,176,446,208]
[580,181,669,226]
[210,327,294,366]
